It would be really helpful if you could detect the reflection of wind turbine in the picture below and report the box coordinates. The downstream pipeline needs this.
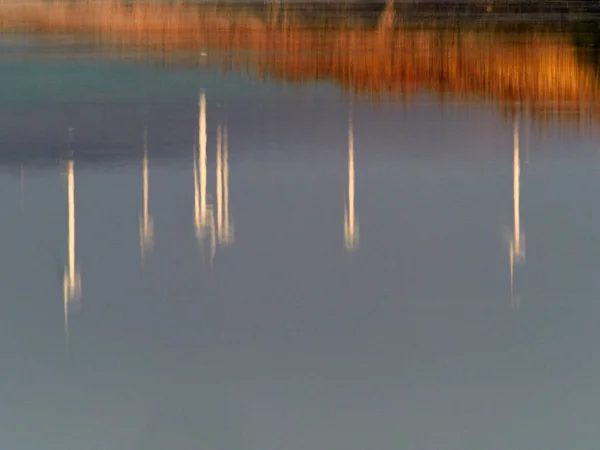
[63,158,81,351]
[344,111,359,251]
[509,116,525,308]
[139,128,154,264]
[193,91,216,263]
[216,124,234,245]
[20,164,24,213]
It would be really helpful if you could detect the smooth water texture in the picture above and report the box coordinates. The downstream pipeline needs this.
[2,25,600,450]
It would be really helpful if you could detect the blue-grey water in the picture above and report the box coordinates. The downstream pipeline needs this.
[2,38,600,450]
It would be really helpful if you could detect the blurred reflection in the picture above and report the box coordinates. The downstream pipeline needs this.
[192,91,234,265]
[3,2,600,126]
[216,124,234,246]
[139,128,154,265]
[344,109,359,252]
[193,91,216,263]
[63,156,81,349]
[509,116,525,308]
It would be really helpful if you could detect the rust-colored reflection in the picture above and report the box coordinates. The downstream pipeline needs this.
[63,157,81,350]
[509,116,525,308]
[344,109,359,252]
[139,128,154,265]
[1,1,600,126]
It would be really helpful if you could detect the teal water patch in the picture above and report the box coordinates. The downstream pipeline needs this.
[0,57,338,107]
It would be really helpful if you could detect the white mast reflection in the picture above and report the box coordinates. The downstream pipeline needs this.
[63,145,81,350]
[139,128,154,265]
[216,125,222,238]
[509,116,525,308]
[194,91,216,263]
[344,109,359,251]
[20,164,24,213]
[217,124,234,245]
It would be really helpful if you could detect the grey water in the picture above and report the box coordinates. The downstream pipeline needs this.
[2,38,600,450]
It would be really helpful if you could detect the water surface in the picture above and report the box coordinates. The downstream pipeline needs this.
[2,13,600,450]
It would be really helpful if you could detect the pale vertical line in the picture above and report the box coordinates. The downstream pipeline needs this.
[509,115,523,309]
[68,161,75,297]
[216,124,223,240]
[199,91,207,225]
[193,141,200,233]
[513,118,520,254]
[63,160,76,352]
[140,128,151,263]
[223,125,230,242]
[20,164,24,213]
[348,115,355,235]
[345,105,358,251]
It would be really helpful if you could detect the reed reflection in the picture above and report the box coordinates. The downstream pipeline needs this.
[139,128,154,265]
[344,109,359,252]
[3,1,599,127]
[509,116,525,308]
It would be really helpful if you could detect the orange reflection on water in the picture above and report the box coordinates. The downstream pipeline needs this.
[1,1,599,126]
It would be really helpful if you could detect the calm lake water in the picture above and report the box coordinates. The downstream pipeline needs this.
[3,25,600,450]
